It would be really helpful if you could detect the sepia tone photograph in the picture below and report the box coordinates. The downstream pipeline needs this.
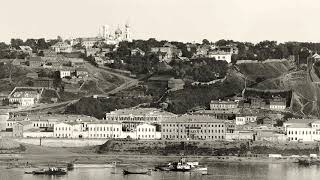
[1,0,320,179]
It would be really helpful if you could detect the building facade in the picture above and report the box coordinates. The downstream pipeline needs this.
[210,100,238,110]
[235,115,257,125]
[161,115,226,141]
[286,120,320,142]
[87,121,122,139]
[105,108,177,130]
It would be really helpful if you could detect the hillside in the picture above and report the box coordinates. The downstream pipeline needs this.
[165,59,320,117]
[0,61,126,103]
[241,60,320,117]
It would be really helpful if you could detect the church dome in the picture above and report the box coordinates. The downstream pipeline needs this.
[115,27,122,34]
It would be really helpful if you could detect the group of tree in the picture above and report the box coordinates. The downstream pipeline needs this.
[169,58,228,82]
[0,37,62,59]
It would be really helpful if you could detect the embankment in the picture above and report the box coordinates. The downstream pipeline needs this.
[13,138,107,147]
[96,140,320,156]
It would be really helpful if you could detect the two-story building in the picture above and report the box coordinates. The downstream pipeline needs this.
[210,100,238,111]
[51,42,72,53]
[161,115,226,141]
[106,108,177,131]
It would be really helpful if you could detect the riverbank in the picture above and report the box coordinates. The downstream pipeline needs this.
[0,143,299,169]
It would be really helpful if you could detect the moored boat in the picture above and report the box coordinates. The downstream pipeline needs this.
[156,158,207,172]
[31,167,67,175]
[298,158,320,166]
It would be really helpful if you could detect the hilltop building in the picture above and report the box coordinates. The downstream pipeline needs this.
[8,87,43,106]
[151,43,182,63]
[51,42,72,53]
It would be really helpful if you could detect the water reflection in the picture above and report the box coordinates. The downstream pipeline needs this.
[1,162,320,180]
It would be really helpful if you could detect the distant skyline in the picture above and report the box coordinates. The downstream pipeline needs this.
[1,0,320,43]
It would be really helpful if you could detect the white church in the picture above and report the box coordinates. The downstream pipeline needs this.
[100,23,132,45]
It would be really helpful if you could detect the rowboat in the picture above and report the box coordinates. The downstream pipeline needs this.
[123,168,150,175]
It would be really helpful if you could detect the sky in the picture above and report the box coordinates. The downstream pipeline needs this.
[0,0,320,43]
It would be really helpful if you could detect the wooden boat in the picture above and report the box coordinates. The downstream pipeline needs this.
[298,159,320,166]
[123,168,150,175]
[31,167,67,175]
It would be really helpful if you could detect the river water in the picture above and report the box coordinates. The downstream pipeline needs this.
[1,162,320,180]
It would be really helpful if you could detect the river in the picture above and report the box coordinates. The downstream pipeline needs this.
[0,162,319,180]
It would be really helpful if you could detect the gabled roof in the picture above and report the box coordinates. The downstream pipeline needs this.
[312,53,320,59]
[19,46,32,51]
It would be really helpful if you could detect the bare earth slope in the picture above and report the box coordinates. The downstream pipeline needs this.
[239,60,320,117]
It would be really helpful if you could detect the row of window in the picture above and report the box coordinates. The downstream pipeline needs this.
[162,129,224,133]
[138,128,155,132]
[56,127,72,131]
[162,124,224,128]
[162,135,224,139]
[34,123,53,127]
[138,135,154,138]
[107,116,159,121]
[89,134,119,138]
[210,104,236,108]
[89,127,119,131]
[288,130,320,135]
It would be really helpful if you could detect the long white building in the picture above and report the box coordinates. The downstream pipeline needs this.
[285,119,320,142]
[105,108,177,130]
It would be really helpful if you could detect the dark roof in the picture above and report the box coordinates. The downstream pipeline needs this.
[148,75,173,81]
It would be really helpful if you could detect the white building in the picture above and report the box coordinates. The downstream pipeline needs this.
[54,122,88,138]
[235,116,257,125]
[60,70,71,78]
[51,42,72,53]
[161,115,226,141]
[105,108,177,130]
[286,120,320,142]
[8,87,43,107]
[208,51,232,63]
[87,121,122,139]
[210,100,238,111]
[136,124,157,140]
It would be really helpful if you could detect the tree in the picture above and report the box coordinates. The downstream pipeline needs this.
[0,42,8,50]
[202,39,210,45]
[37,38,49,50]
[24,39,37,50]
[215,39,230,46]
[10,38,24,49]
[57,36,63,42]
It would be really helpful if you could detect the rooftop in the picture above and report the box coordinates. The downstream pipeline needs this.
[106,108,177,117]
[193,109,241,115]
[69,58,84,63]
[210,100,238,104]
[9,114,100,122]
[148,75,174,81]
[284,118,317,124]
[162,115,226,123]
[287,123,311,128]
